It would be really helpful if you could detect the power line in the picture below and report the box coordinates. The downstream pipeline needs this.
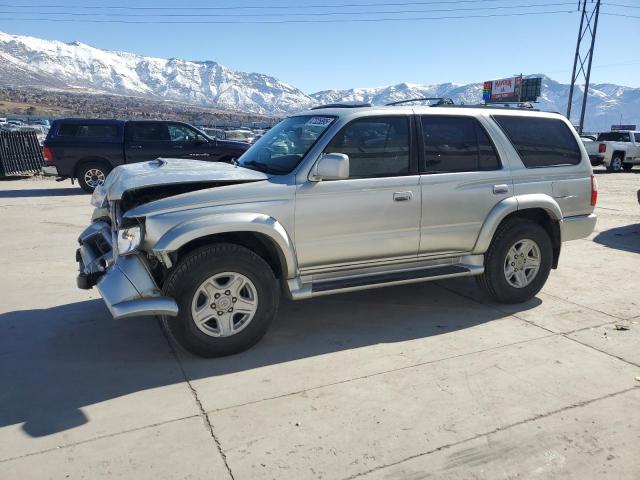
[0,0,563,10]
[605,2,640,9]
[0,2,576,17]
[602,12,640,19]
[0,10,576,23]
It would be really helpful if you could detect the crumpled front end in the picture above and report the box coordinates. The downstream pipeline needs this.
[76,219,178,320]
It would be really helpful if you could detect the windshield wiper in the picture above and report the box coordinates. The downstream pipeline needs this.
[241,160,285,175]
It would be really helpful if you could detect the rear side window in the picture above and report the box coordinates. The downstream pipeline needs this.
[493,116,581,168]
[634,133,640,143]
[597,132,631,142]
[421,116,500,173]
[325,116,410,178]
[57,124,118,138]
[129,123,170,142]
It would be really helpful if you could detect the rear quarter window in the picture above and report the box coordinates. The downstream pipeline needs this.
[57,124,119,138]
[492,115,581,168]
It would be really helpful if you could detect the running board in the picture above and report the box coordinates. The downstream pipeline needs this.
[287,260,483,300]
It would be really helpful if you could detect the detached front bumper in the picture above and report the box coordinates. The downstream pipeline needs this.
[76,221,178,320]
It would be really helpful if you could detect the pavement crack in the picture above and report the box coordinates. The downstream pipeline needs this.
[207,334,554,415]
[561,334,640,368]
[341,386,639,480]
[436,283,640,373]
[0,414,200,465]
[540,291,630,321]
[156,317,236,480]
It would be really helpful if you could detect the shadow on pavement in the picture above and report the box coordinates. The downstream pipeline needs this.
[593,223,640,254]
[0,282,541,438]
[0,187,85,198]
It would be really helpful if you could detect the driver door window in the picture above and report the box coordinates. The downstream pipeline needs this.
[168,124,198,143]
[324,117,410,178]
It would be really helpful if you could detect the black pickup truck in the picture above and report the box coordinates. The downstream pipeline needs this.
[42,119,250,192]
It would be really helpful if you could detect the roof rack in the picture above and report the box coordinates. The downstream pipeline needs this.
[437,103,540,111]
[310,103,372,110]
[386,97,454,106]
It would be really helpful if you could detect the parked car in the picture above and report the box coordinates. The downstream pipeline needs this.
[76,104,597,357]
[583,130,640,172]
[42,119,251,192]
[224,129,255,143]
[200,128,227,140]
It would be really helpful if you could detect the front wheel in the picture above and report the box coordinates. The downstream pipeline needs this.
[622,162,634,172]
[162,243,279,357]
[476,220,553,304]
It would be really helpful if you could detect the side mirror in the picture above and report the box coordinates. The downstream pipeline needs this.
[311,153,349,181]
[196,135,208,144]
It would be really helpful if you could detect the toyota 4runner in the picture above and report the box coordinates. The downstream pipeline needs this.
[77,104,597,357]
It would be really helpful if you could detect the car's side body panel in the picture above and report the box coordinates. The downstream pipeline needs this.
[294,175,422,268]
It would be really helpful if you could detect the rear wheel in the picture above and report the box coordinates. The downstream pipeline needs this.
[622,162,634,171]
[162,243,279,357]
[607,155,624,172]
[476,219,553,304]
[77,162,111,193]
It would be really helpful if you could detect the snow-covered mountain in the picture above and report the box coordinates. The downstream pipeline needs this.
[0,31,313,115]
[1,30,640,131]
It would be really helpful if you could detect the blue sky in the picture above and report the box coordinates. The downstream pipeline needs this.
[1,0,639,93]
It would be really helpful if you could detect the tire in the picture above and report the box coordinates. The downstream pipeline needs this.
[77,161,112,193]
[622,162,634,172]
[476,219,553,304]
[162,243,279,357]
[607,155,624,173]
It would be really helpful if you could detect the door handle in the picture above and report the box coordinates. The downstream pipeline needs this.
[129,145,142,149]
[172,145,183,149]
[493,184,509,195]
[393,191,413,202]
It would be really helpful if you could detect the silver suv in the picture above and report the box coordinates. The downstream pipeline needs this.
[77,105,597,357]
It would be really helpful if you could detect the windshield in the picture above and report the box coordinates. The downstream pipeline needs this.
[238,115,336,174]
[597,132,631,142]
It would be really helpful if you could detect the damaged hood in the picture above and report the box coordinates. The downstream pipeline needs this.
[93,158,269,203]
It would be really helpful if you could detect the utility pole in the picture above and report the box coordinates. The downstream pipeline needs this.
[567,0,601,134]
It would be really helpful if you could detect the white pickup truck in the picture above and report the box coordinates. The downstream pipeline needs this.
[583,130,640,172]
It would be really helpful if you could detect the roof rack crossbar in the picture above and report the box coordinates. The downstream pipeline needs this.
[385,97,454,106]
[310,103,372,110]
[437,102,540,111]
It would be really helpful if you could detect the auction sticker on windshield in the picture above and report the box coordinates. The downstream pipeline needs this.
[306,116,333,127]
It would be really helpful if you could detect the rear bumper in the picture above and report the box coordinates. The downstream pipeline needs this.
[561,213,597,242]
[41,165,59,176]
[76,221,178,320]
[588,154,604,166]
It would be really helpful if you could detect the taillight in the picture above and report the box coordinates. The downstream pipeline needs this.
[43,146,54,163]
[590,174,598,206]
[598,143,606,153]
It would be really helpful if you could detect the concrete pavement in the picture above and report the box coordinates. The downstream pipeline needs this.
[0,170,638,479]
